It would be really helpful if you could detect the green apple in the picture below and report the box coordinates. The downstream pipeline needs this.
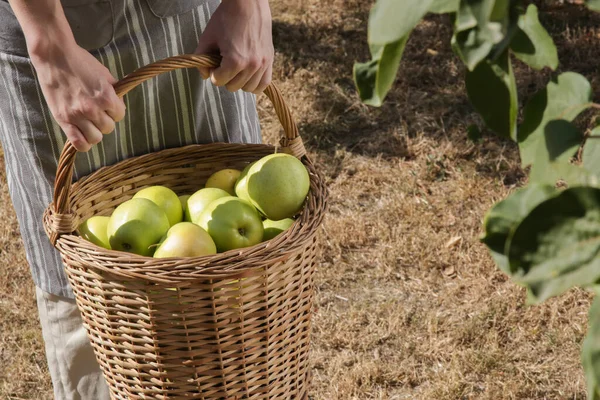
[179,195,191,221]
[107,198,170,256]
[196,196,264,252]
[187,188,230,224]
[234,162,256,202]
[205,168,241,195]
[133,186,182,226]
[79,215,111,249]
[243,153,310,220]
[262,218,295,241]
[153,222,217,258]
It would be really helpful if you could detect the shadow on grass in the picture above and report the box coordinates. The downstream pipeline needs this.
[272,14,484,158]
[270,2,600,180]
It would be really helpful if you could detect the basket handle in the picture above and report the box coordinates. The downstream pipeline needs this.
[47,54,306,245]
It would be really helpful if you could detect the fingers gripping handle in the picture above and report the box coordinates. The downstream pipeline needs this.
[48,54,305,245]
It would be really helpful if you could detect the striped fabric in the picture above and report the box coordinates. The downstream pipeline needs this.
[0,0,262,298]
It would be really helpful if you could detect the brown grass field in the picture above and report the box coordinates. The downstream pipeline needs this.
[2,1,600,399]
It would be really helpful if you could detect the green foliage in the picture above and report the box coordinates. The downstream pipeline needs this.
[354,0,434,106]
[526,119,584,183]
[588,0,600,12]
[452,0,512,71]
[584,127,600,175]
[531,161,599,187]
[430,0,460,13]
[367,0,433,45]
[465,51,518,139]
[506,187,600,302]
[510,4,558,70]
[518,72,592,170]
[481,183,557,274]
[354,38,408,107]
[584,291,600,400]
[354,0,600,396]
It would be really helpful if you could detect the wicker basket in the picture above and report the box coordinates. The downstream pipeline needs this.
[42,54,327,400]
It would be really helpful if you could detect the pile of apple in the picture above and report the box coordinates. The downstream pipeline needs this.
[78,153,310,258]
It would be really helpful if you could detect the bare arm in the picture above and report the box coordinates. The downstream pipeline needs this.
[8,0,125,152]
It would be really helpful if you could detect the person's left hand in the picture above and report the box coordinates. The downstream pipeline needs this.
[195,0,273,94]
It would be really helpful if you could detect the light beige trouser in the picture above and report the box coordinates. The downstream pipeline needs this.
[36,287,110,400]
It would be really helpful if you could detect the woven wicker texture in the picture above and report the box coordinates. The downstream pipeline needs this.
[42,55,327,399]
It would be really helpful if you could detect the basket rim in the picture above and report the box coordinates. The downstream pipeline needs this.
[44,142,328,282]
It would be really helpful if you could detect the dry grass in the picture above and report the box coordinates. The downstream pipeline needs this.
[2,1,600,399]
[0,147,51,399]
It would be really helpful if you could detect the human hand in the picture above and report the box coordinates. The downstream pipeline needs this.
[195,0,274,94]
[31,40,126,152]
[8,0,126,152]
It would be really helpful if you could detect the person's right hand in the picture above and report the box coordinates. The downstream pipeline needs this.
[31,41,126,152]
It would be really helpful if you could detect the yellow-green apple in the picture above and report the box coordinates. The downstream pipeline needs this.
[205,168,241,195]
[234,162,255,202]
[153,222,217,258]
[262,218,294,241]
[187,188,229,224]
[107,198,170,256]
[179,194,191,221]
[79,215,111,249]
[242,154,310,220]
[196,196,264,252]
[133,186,182,226]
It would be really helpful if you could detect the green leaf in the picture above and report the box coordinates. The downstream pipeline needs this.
[452,0,511,70]
[528,120,584,182]
[369,0,434,44]
[542,120,583,162]
[481,183,557,274]
[510,5,559,71]
[354,0,435,106]
[456,0,508,28]
[430,0,460,13]
[583,295,600,400]
[588,0,600,12]
[490,0,510,21]
[584,127,600,175]
[507,187,600,303]
[354,37,408,107]
[518,72,593,168]
[452,29,495,70]
[531,161,600,187]
[454,0,478,32]
[465,51,518,139]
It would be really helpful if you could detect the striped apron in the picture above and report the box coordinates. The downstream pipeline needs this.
[0,0,262,298]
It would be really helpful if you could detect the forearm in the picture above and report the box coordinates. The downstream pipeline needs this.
[7,0,125,152]
[8,0,76,61]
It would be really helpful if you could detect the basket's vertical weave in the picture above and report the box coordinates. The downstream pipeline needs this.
[43,55,327,399]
